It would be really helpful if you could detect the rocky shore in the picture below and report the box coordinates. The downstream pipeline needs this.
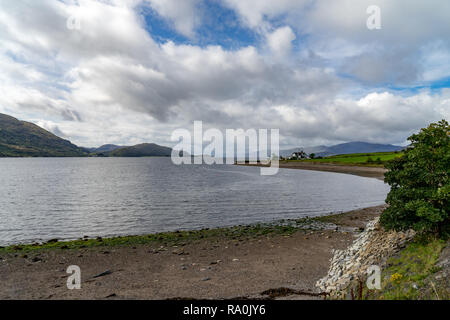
[316,217,415,297]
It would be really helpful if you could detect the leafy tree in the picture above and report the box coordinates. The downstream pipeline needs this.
[309,153,316,159]
[380,120,449,236]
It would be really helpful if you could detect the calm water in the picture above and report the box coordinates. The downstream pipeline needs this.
[0,158,389,245]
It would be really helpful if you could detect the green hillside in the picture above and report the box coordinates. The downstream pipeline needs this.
[0,113,87,157]
[107,143,172,157]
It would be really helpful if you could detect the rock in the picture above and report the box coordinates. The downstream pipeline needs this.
[201,277,211,281]
[436,258,449,268]
[315,217,415,296]
[93,270,112,278]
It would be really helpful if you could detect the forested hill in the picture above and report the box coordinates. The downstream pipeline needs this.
[0,113,87,157]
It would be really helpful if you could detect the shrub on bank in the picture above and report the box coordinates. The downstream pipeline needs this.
[380,120,449,237]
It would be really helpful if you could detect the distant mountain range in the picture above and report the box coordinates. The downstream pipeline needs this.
[1,112,404,158]
[0,113,87,157]
[280,141,404,158]
[85,144,123,153]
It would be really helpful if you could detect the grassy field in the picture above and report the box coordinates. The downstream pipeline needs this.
[287,151,403,166]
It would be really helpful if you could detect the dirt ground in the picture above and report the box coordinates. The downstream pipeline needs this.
[0,206,385,300]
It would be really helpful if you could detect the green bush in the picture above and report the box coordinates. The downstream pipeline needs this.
[380,120,449,236]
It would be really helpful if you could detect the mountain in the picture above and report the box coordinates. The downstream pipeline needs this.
[281,141,404,158]
[107,143,172,157]
[0,113,87,157]
[318,141,404,156]
[88,144,123,153]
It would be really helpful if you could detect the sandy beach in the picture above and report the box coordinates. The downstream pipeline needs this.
[0,205,386,300]
[238,161,387,180]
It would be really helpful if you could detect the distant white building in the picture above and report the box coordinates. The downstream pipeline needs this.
[289,150,309,160]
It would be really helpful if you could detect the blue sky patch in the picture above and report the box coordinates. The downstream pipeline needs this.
[139,1,260,50]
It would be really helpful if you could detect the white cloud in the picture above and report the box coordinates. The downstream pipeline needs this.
[0,0,448,149]
[225,0,450,85]
[267,26,296,58]
[271,90,449,146]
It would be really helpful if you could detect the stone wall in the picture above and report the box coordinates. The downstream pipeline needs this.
[316,217,415,296]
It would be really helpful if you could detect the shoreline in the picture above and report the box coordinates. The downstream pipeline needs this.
[237,161,387,180]
[0,204,380,251]
[0,205,386,299]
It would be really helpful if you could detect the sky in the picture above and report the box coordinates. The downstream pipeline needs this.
[0,0,449,148]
